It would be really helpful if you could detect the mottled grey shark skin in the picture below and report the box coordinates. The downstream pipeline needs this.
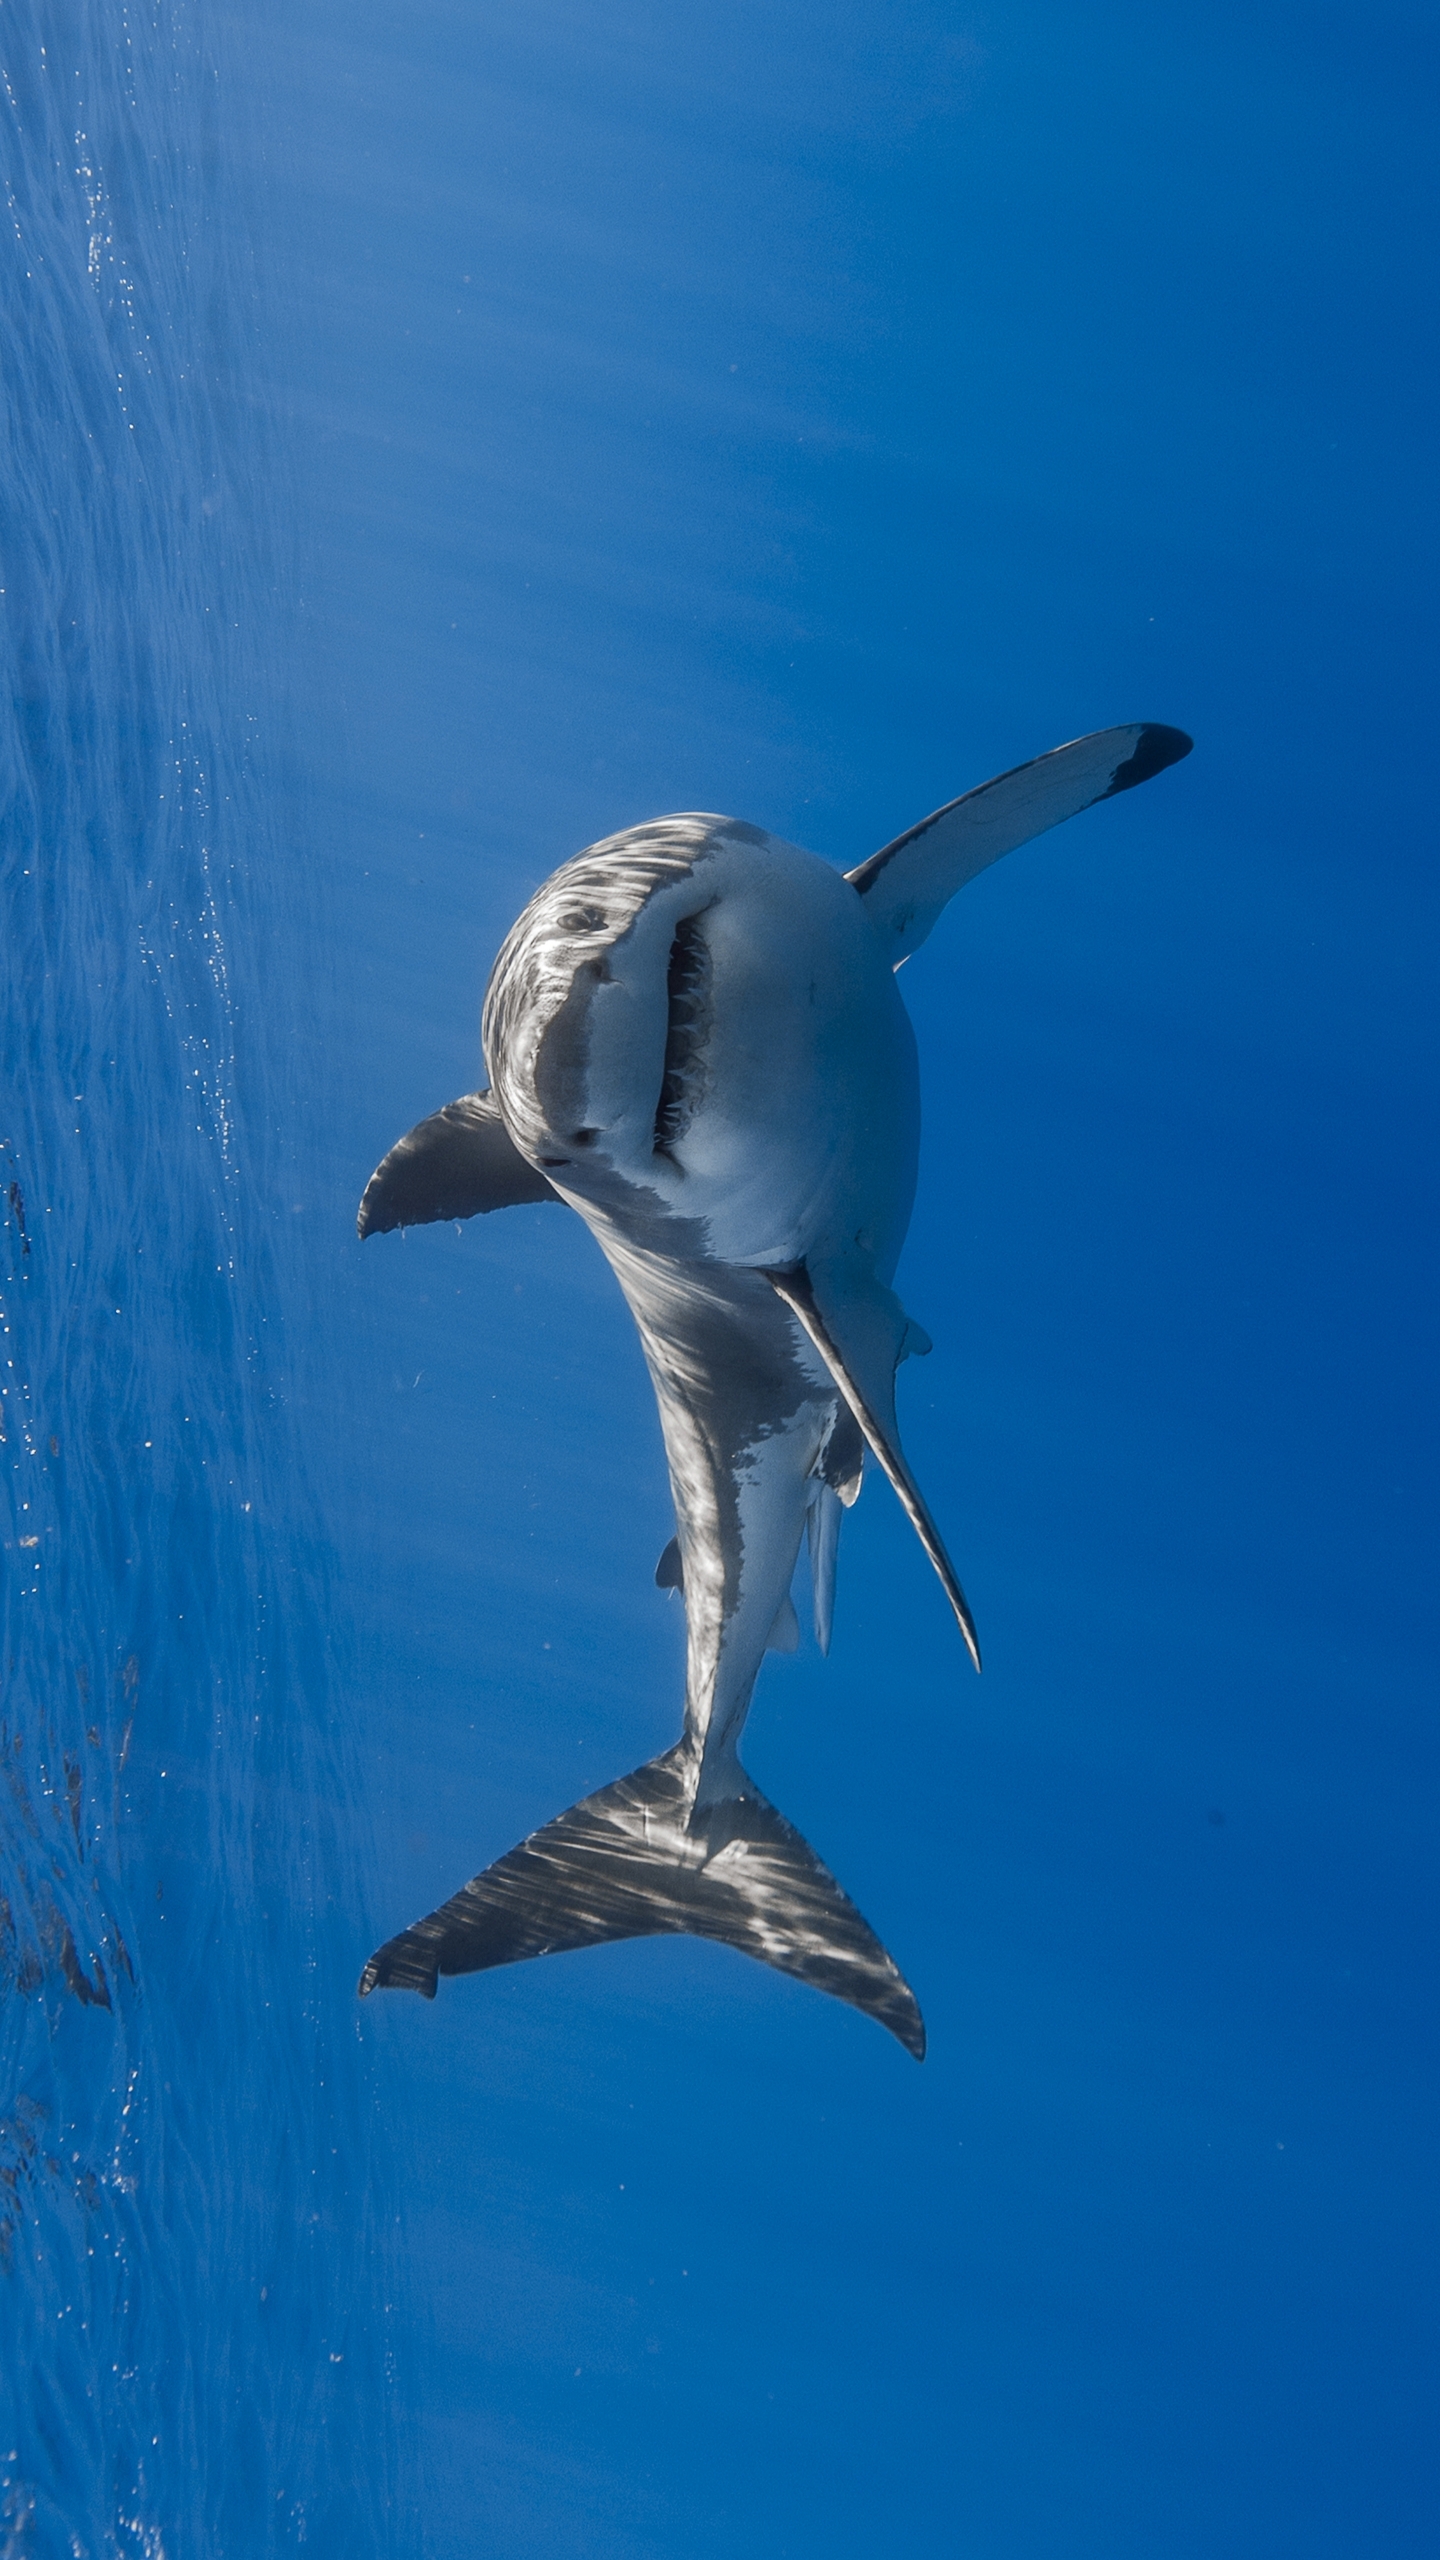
[356,721,1191,2056]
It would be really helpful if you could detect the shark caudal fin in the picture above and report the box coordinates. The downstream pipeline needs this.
[358,1745,925,2059]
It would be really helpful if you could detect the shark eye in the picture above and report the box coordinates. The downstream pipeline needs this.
[654,914,711,1158]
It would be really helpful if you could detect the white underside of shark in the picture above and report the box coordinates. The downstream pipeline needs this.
[354,722,1191,2056]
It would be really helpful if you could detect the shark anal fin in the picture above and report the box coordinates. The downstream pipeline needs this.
[846,722,1192,963]
[764,1262,981,1674]
[807,1483,841,1653]
[357,1090,562,1239]
[806,1404,863,1653]
[358,1745,925,2058]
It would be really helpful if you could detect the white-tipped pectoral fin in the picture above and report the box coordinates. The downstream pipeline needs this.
[764,1261,981,1673]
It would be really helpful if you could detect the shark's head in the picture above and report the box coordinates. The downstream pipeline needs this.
[482,814,919,1272]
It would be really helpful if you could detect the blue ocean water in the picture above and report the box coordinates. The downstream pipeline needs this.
[0,8,409,2549]
[4,2,1437,2556]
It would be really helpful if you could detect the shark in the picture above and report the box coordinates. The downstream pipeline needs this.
[355,721,1191,2057]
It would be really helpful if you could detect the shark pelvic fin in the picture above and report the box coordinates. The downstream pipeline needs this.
[764,1260,981,1673]
[357,1090,563,1239]
[847,721,1192,963]
[358,1743,925,2058]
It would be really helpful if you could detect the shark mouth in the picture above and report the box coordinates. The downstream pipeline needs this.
[653,911,712,1161]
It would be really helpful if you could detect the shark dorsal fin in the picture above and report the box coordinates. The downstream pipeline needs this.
[847,722,1192,963]
[357,1091,562,1238]
[763,1260,981,1673]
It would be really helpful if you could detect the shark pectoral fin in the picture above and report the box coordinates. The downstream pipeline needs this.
[845,722,1193,963]
[358,1745,925,2058]
[764,1261,982,1674]
[655,1535,684,1590]
[357,1090,563,1239]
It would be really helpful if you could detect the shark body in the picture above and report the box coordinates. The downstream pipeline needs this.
[356,722,1191,2055]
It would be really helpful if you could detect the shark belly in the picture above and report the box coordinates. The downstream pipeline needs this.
[587,1231,838,1806]
[651,848,922,1277]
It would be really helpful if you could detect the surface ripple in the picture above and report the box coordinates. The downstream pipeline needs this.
[0,7,404,2550]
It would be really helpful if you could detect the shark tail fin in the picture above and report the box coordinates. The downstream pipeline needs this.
[358,1743,925,2059]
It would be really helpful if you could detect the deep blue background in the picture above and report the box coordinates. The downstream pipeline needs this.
[3,2,1436,2553]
